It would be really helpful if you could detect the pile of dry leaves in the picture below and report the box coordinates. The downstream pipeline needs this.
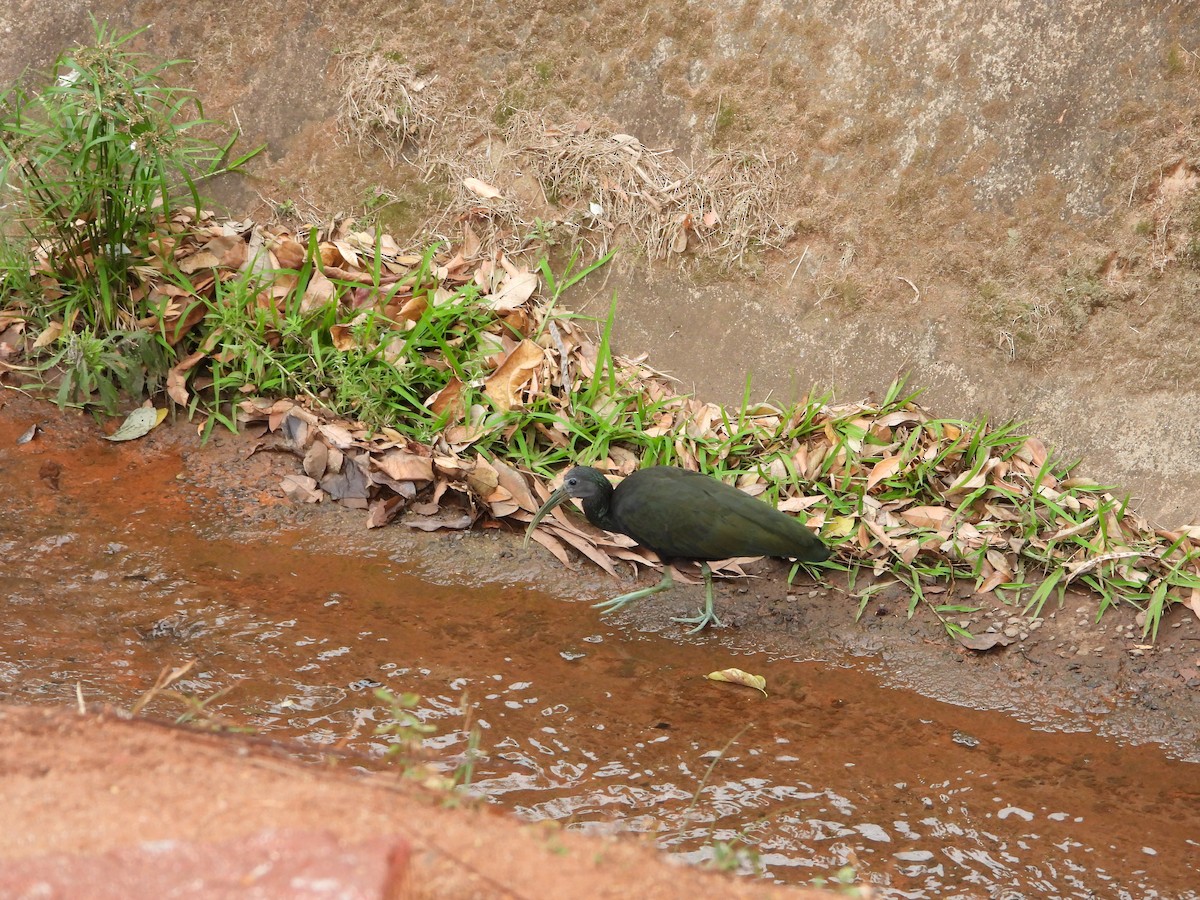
[6,199,1200,628]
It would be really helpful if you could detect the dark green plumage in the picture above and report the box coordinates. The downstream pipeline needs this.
[526,465,828,631]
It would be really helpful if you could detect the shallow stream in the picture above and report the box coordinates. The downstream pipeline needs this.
[1,408,1197,898]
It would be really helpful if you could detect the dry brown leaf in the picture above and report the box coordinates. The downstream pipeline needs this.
[866,455,903,491]
[483,339,545,411]
[405,508,474,531]
[329,324,355,351]
[485,487,520,518]
[548,526,618,576]
[528,528,572,566]
[390,294,425,322]
[180,234,245,273]
[977,569,1009,594]
[166,350,207,406]
[280,474,323,503]
[367,495,407,529]
[303,440,329,480]
[332,240,360,269]
[1017,436,1048,467]
[957,631,1015,652]
[318,422,356,449]
[463,177,503,199]
[901,506,953,529]
[375,449,434,482]
[468,454,500,497]
[492,457,537,512]
[272,237,306,269]
[876,410,925,427]
[300,269,336,314]
[461,222,481,258]
[426,377,466,423]
[31,321,62,350]
[488,270,538,312]
[1185,588,1200,622]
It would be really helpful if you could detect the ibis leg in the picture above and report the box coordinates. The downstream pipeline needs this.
[593,567,674,615]
[671,562,723,633]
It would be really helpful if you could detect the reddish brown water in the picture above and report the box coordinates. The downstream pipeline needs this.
[2,411,1199,898]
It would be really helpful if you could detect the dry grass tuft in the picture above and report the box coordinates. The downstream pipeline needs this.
[431,111,796,271]
[335,51,439,165]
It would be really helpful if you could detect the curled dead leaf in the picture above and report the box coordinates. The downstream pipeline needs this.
[330,324,356,351]
[167,350,206,406]
[483,339,545,412]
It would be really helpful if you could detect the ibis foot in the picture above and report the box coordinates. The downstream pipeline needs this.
[593,568,674,616]
[670,562,722,633]
[672,606,723,634]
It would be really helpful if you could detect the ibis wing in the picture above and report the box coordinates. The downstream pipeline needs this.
[614,470,824,561]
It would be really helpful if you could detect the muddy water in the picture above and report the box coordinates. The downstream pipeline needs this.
[2,411,1199,899]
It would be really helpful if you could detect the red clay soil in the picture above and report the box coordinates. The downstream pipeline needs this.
[0,704,831,899]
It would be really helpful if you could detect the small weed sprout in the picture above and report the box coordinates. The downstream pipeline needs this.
[373,687,436,763]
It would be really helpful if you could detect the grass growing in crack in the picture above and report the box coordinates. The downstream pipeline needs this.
[129,660,248,732]
[373,687,485,794]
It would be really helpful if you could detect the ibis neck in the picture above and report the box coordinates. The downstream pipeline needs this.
[582,493,616,531]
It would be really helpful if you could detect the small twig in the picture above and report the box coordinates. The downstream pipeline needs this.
[788,245,809,286]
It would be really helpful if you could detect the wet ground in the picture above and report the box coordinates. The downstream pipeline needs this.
[2,392,1199,898]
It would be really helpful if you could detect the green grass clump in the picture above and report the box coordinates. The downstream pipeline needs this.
[0,20,259,332]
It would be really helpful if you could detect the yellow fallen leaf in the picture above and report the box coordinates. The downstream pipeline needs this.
[706,668,767,696]
[826,515,857,537]
[104,407,168,442]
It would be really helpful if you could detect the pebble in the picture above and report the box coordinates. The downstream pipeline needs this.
[1029,620,1042,631]
[1004,626,1020,638]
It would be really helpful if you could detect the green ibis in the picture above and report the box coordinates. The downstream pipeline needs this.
[525,465,829,632]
